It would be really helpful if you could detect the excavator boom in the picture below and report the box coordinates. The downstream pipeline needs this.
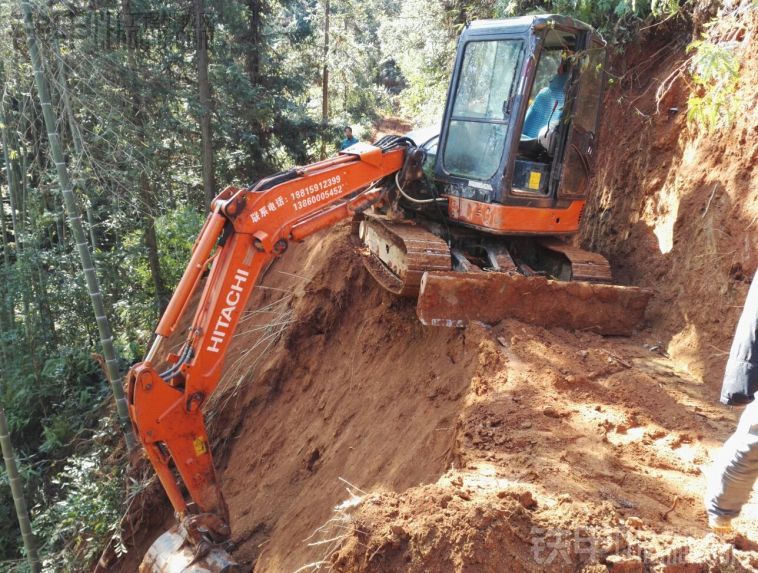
[128,133,650,571]
[127,139,410,572]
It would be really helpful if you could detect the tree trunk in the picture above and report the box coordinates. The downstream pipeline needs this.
[141,179,167,310]
[244,0,270,175]
[246,0,261,85]
[0,405,42,573]
[0,186,9,268]
[25,180,56,345]
[0,160,13,332]
[53,34,97,246]
[85,201,98,255]
[0,106,16,272]
[19,0,137,451]
[3,65,57,346]
[0,82,33,344]
[194,0,215,211]
[0,103,23,254]
[120,1,169,313]
[320,0,330,159]
[52,36,104,300]
[52,38,85,164]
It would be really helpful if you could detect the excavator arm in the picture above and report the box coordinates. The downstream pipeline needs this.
[127,139,412,570]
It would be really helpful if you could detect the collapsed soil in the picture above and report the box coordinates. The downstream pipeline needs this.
[581,9,758,387]
[221,226,758,573]
[116,223,757,573]
[110,10,757,573]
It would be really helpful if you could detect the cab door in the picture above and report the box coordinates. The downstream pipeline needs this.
[556,40,606,200]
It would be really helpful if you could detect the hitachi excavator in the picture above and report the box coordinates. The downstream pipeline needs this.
[129,15,651,572]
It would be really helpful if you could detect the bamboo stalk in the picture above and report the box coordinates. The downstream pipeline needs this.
[0,75,32,343]
[51,37,101,261]
[0,81,23,255]
[0,405,42,573]
[0,94,14,330]
[194,0,215,211]
[19,0,137,451]
[320,0,330,160]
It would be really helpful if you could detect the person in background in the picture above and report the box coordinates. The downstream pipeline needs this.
[704,270,758,533]
[340,126,359,150]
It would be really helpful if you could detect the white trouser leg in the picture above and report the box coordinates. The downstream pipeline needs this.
[705,399,758,522]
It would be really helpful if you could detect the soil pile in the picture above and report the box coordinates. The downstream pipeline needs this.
[203,221,757,572]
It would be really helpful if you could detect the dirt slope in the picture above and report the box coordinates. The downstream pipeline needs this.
[110,9,757,573]
[202,226,757,573]
[207,226,479,570]
[582,8,758,386]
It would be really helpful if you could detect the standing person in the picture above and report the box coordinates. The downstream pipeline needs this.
[704,270,758,533]
[340,126,359,150]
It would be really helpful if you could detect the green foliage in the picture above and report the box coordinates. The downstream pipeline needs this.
[379,0,686,126]
[495,0,685,43]
[321,0,397,128]
[1,348,106,453]
[0,0,702,567]
[0,486,23,569]
[32,435,124,572]
[379,0,454,123]
[116,205,205,343]
[686,38,742,132]
[155,207,206,289]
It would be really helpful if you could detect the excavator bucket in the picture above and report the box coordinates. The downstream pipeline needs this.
[140,527,239,573]
[416,271,652,335]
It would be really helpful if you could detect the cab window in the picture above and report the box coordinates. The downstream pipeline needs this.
[442,40,523,181]
[514,29,577,195]
[572,46,605,133]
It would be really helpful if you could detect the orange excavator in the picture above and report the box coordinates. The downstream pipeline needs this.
[129,15,651,572]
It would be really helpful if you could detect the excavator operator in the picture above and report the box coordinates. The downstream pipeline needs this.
[520,52,571,156]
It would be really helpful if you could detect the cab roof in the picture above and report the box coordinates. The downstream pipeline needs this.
[466,14,598,36]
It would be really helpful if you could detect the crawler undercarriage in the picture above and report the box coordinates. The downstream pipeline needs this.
[356,214,651,335]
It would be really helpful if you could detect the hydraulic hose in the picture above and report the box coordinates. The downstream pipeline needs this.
[395,172,447,204]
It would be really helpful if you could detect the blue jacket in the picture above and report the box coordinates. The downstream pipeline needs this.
[340,136,359,150]
[521,73,568,140]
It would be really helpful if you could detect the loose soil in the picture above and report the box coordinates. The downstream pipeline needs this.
[110,8,757,573]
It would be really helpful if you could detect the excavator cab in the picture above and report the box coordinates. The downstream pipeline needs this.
[434,15,607,234]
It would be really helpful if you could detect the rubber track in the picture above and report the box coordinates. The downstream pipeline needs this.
[539,238,613,283]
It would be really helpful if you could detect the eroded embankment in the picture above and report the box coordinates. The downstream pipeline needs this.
[205,225,758,573]
[582,8,758,386]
